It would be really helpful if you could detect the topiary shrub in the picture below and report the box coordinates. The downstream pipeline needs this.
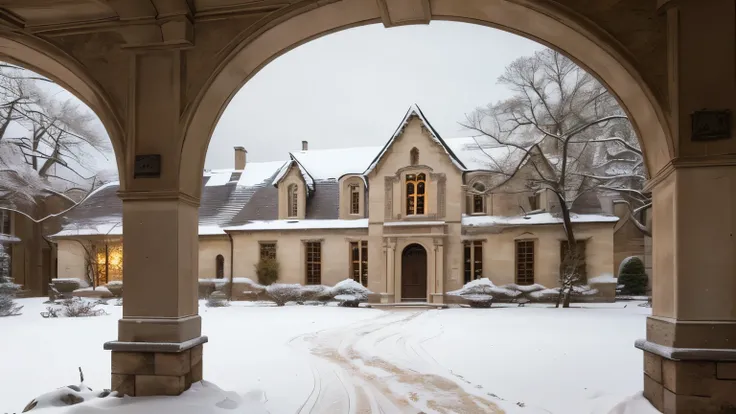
[105,281,123,298]
[255,257,280,286]
[52,278,86,294]
[265,284,302,306]
[618,256,648,295]
[205,291,230,308]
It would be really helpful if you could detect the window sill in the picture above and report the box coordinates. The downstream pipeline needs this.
[470,212,486,216]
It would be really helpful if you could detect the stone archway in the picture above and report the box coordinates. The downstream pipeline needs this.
[178,0,673,199]
[0,33,125,185]
[401,243,428,302]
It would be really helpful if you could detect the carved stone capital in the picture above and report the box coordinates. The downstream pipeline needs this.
[376,0,431,27]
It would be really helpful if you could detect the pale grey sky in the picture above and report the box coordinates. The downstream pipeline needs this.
[204,21,544,169]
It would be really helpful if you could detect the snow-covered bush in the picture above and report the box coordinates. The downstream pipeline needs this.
[529,285,599,301]
[72,286,113,298]
[618,257,648,295]
[198,278,230,299]
[206,291,230,308]
[44,298,106,318]
[105,281,123,297]
[448,278,521,307]
[52,278,87,294]
[255,257,280,286]
[330,279,371,307]
[0,244,22,317]
[300,284,332,302]
[265,284,303,306]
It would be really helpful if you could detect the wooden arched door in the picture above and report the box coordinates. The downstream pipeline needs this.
[401,244,427,302]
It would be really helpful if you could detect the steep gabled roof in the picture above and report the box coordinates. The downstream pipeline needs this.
[364,104,467,175]
[272,157,315,192]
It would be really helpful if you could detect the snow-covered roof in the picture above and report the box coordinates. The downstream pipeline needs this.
[272,159,315,192]
[205,160,287,188]
[51,221,123,237]
[364,104,466,175]
[462,213,619,228]
[225,219,369,232]
[51,223,227,238]
[291,147,379,181]
[383,221,446,227]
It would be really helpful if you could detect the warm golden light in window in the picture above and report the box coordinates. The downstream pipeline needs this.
[96,244,123,285]
[406,173,426,215]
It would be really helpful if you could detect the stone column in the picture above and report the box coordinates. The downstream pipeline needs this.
[432,240,444,304]
[104,47,206,397]
[638,1,736,412]
[385,238,396,303]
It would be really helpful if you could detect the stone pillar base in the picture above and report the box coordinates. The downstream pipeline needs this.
[106,336,207,397]
[637,340,736,413]
[430,293,444,304]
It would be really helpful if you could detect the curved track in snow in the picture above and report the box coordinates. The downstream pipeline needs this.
[289,309,505,414]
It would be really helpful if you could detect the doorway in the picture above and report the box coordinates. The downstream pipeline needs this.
[401,244,427,302]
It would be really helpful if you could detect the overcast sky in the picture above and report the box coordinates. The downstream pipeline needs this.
[204,21,544,169]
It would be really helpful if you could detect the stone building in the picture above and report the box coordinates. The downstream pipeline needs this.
[50,106,645,302]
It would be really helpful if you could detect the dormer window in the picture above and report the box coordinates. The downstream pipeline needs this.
[472,182,486,214]
[406,173,426,215]
[350,184,360,215]
[288,184,298,218]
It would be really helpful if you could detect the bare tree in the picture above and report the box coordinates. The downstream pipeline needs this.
[0,64,113,223]
[461,49,650,307]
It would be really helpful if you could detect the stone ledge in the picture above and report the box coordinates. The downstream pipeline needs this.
[105,335,208,353]
[636,339,736,361]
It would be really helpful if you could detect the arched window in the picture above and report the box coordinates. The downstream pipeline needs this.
[472,182,486,214]
[215,254,224,279]
[406,173,426,215]
[349,184,360,215]
[288,184,298,217]
[410,147,419,166]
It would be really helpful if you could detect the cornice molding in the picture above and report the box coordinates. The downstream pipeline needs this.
[117,189,200,207]
[644,153,736,191]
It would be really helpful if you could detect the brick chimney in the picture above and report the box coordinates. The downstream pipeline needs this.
[234,146,247,170]
[301,140,308,151]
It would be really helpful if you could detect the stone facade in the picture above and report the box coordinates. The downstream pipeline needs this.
[54,107,625,303]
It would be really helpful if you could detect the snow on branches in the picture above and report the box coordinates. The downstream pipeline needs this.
[0,64,114,222]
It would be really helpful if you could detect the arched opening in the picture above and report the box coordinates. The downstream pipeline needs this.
[0,44,121,298]
[215,254,224,279]
[401,243,428,302]
[180,0,673,198]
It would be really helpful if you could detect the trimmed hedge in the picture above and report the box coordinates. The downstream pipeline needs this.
[618,257,648,295]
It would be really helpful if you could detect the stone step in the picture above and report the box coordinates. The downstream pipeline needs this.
[363,302,449,310]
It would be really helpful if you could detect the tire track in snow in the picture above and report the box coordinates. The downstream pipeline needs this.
[290,310,505,414]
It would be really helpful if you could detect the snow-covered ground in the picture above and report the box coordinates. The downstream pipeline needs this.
[0,298,657,413]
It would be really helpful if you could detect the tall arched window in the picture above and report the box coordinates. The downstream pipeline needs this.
[349,184,360,215]
[406,173,426,215]
[410,147,419,166]
[215,254,224,279]
[472,182,486,214]
[288,184,298,218]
